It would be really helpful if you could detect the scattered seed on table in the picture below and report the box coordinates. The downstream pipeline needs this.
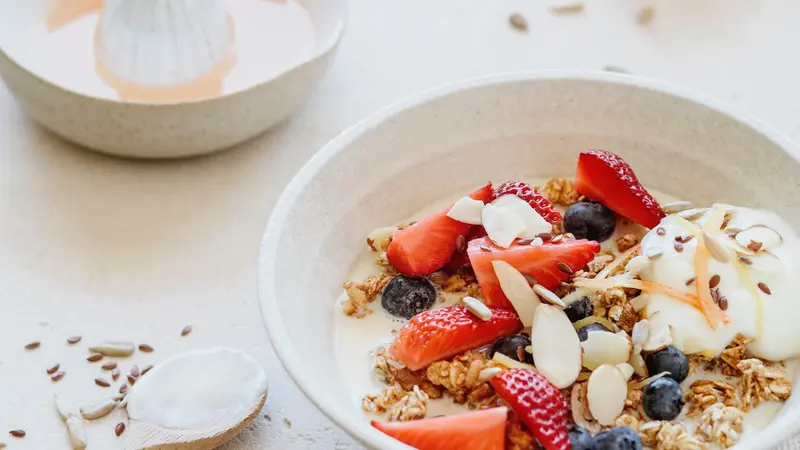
[111,368,121,381]
[130,365,140,377]
[141,365,153,376]
[636,6,655,25]
[101,362,118,371]
[46,363,60,375]
[138,344,153,353]
[114,423,125,437]
[67,336,82,345]
[181,325,193,337]
[127,375,136,385]
[508,13,528,32]
[758,282,772,295]
[24,341,40,350]
[87,354,103,363]
[549,2,585,15]
[95,378,111,387]
[9,430,25,438]
[119,384,128,394]
[51,371,66,382]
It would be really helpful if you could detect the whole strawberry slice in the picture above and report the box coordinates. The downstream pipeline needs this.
[387,183,493,277]
[372,407,508,450]
[575,149,665,229]
[467,236,600,309]
[389,306,521,371]
[494,181,562,224]
[490,369,570,450]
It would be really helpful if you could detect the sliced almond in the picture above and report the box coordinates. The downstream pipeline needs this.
[631,319,650,349]
[617,363,635,381]
[581,330,632,370]
[492,194,553,238]
[702,231,732,263]
[735,225,782,252]
[629,352,648,377]
[532,284,566,308]
[482,203,526,248]
[747,251,783,274]
[677,208,707,221]
[492,352,537,371]
[642,312,672,352]
[630,295,648,312]
[446,196,486,225]
[624,255,650,276]
[587,365,628,425]
[530,304,582,388]
[479,367,505,382]
[571,383,601,433]
[492,260,540,327]
[366,226,398,251]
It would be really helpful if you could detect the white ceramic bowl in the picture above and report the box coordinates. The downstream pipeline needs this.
[259,72,800,449]
[0,0,346,159]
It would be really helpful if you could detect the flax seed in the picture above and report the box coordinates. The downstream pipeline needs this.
[95,378,111,388]
[24,341,40,350]
[114,423,125,437]
[8,430,25,438]
[102,362,118,371]
[87,354,103,363]
[138,344,154,353]
[181,325,193,337]
[46,363,60,375]
[656,227,666,236]
[51,371,66,382]
[709,274,721,289]
[67,336,82,344]
[758,282,772,295]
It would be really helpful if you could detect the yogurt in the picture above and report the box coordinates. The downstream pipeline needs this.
[639,205,800,361]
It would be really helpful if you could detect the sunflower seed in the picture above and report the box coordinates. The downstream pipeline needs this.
[101,362,117,371]
[24,341,40,350]
[54,393,77,420]
[557,262,573,274]
[551,234,564,243]
[80,398,116,420]
[758,282,772,295]
[95,378,111,388]
[66,415,87,449]
[67,336,82,345]
[479,367,504,382]
[114,423,125,437]
[530,237,544,247]
[88,341,135,357]
[181,325,193,337]
[141,365,153,376]
[709,274,721,289]
[533,284,566,308]
[480,244,492,252]
[455,235,466,252]
[8,430,25,438]
[111,368,120,381]
[138,344,154,353]
[86,354,103,363]
[47,363,60,375]
[662,201,693,214]
[509,13,528,32]
[51,371,66,382]
[462,296,492,321]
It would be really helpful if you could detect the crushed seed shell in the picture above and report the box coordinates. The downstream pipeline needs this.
[685,277,696,286]
[480,244,492,252]
[537,232,552,241]
[24,341,40,350]
[517,237,534,245]
[636,6,655,25]
[551,234,564,243]
[674,241,684,252]
[523,273,538,285]
[141,365,153,376]
[95,378,111,387]
[718,297,729,311]
[758,282,772,295]
[114,423,125,437]
[747,240,763,252]
[46,363,60,375]
[550,2,584,15]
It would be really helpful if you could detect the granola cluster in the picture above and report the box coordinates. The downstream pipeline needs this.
[738,358,792,411]
[637,420,707,450]
[537,177,583,206]
[342,272,394,318]
[592,287,638,333]
[685,380,738,417]
[429,271,482,298]
[616,233,640,252]
[426,351,500,409]
[697,403,743,449]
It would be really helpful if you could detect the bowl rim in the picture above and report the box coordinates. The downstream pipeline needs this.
[258,70,800,449]
[0,0,348,108]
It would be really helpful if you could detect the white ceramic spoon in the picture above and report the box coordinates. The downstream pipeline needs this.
[124,348,268,450]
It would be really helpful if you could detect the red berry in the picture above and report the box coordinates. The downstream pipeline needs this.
[575,150,665,229]
[490,368,570,450]
[494,181,562,224]
[372,407,508,450]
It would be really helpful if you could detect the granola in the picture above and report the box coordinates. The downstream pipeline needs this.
[685,379,739,417]
[593,287,638,333]
[738,358,792,411]
[388,385,430,421]
[537,177,583,206]
[506,413,538,450]
[717,334,753,376]
[426,351,499,408]
[342,272,394,318]
[697,403,744,449]
[362,383,407,415]
[638,420,707,450]
[616,233,639,252]
[374,348,443,399]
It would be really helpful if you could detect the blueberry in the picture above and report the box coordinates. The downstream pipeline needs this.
[594,426,642,450]
[564,297,593,322]
[643,377,685,421]
[568,424,597,450]
[381,275,436,319]
[564,202,617,242]
[489,335,533,364]
[577,323,610,342]
[645,346,689,383]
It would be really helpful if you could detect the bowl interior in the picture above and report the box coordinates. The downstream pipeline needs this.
[259,73,800,449]
[0,0,346,102]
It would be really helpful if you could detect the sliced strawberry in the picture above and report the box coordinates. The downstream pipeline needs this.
[443,226,487,273]
[490,369,569,450]
[494,181,562,224]
[372,407,508,450]
[574,149,665,229]
[389,306,521,371]
[387,183,493,277]
[467,236,600,309]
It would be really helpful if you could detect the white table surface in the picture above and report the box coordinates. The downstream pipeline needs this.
[2,0,800,448]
